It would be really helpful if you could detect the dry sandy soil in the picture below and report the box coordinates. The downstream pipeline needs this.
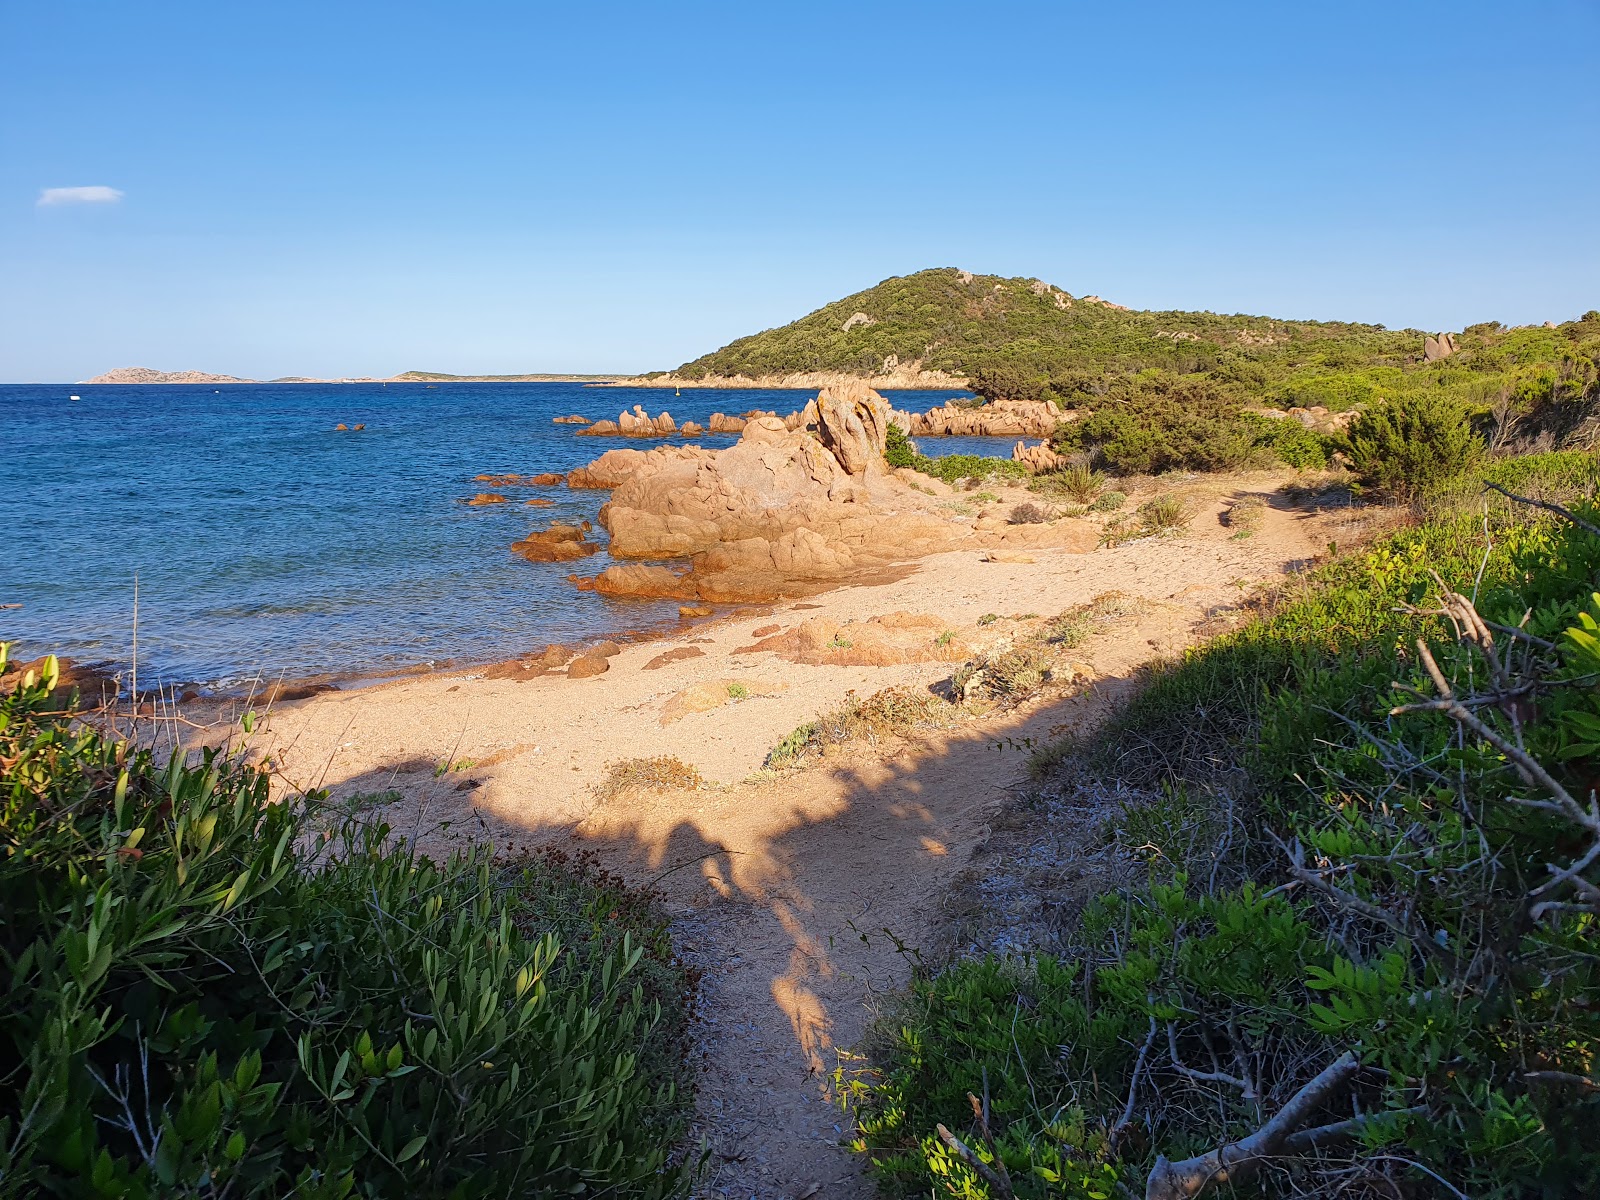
[203,470,1353,1199]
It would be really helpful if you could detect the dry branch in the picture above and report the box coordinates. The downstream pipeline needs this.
[1143,1051,1360,1200]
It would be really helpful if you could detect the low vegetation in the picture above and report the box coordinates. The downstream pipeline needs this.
[592,755,704,802]
[0,654,696,1199]
[841,453,1600,1199]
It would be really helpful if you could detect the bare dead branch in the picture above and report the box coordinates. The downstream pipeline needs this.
[1482,482,1600,540]
[1143,1051,1361,1200]
[1111,1015,1159,1150]
[936,1123,1015,1198]
[1166,1022,1253,1095]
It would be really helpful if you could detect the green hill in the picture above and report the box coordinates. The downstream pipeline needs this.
[668,267,1599,413]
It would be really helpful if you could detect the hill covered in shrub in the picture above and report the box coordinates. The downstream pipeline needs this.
[666,271,1600,468]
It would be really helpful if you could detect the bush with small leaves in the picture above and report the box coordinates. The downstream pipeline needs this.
[1342,393,1485,499]
[0,651,695,1200]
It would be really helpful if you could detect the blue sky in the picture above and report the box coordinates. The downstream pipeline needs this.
[3,0,1597,381]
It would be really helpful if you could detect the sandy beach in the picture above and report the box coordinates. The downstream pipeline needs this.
[211,466,1355,1196]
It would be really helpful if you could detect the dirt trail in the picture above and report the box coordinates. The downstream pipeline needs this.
[227,473,1342,1199]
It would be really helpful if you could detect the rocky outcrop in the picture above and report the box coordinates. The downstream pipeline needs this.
[908,398,1066,437]
[578,405,681,436]
[552,414,591,424]
[568,384,963,601]
[1424,332,1459,362]
[1249,406,1359,434]
[1012,441,1066,472]
[511,522,601,562]
[739,612,971,667]
[465,493,508,505]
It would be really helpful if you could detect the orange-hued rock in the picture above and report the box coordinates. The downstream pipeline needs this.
[1012,441,1066,473]
[552,414,591,424]
[679,421,704,436]
[465,492,508,506]
[589,564,699,600]
[530,472,565,486]
[990,519,1099,552]
[538,644,575,668]
[659,678,785,725]
[566,652,611,679]
[907,398,1065,437]
[577,404,681,437]
[706,413,747,433]
[743,611,970,667]
[678,605,714,618]
[511,522,600,563]
[482,658,549,681]
[644,645,707,670]
[564,383,978,601]
[524,497,554,506]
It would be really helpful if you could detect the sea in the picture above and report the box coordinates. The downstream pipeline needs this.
[1,382,1025,692]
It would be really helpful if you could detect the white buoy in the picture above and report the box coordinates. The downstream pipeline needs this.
[69,394,80,401]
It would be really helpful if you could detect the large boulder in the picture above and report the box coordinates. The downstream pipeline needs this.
[811,379,893,476]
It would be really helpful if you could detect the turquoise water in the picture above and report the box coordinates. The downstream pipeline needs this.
[1,382,1017,690]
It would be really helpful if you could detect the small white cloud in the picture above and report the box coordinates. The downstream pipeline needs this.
[37,186,124,207]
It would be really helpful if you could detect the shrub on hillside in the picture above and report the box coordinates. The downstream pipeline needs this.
[1342,393,1485,498]
[0,653,694,1199]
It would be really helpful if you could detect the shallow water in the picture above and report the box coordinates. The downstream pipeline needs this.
[1,382,1023,689]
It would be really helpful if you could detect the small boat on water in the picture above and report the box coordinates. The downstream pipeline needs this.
[69,395,80,401]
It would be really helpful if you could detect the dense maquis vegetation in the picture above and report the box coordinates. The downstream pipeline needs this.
[0,655,695,1199]
[674,270,1600,487]
[669,268,1419,391]
[840,453,1600,1199]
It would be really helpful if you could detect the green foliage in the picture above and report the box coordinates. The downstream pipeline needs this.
[0,653,694,1199]
[1088,490,1126,513]
[884,423,917,469]
[847,453,1600,1199]
[1052,376,1330,475]
[1343,393,1486,498]
[908,454,1030,487]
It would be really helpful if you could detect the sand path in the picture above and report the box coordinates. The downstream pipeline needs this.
[239,474,1332,1198]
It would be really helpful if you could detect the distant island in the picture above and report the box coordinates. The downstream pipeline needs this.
[77,367,624,385]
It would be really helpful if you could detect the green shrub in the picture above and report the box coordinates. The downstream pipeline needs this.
[0,653,694,1199]
[1136,494,1189,535]
[1343,393,1486,498]
[1052,377,1269,475]
[883,422,917,468]
[1088,490,1126,513]
[1241,412,1331,468]
[908,453,1030,487]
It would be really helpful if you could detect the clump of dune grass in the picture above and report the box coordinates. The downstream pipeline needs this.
[1044,592,1145,648]
[1137,494,1190,535]
[764,686,962,770]
[592,755,702,802]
